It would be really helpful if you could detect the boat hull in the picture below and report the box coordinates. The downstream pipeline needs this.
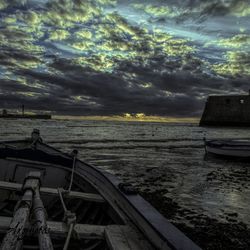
[205,140,250,158]
[0,139,201,250]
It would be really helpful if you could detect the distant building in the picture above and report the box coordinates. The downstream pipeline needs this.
[200,91,250,126]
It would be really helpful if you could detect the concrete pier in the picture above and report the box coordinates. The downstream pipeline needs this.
[0,110,51,119]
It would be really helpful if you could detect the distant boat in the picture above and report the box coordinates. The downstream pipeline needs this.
[204,138,250,158]
[0,129,200,250]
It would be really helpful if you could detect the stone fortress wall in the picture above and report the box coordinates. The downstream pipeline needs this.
[200,92,250,126]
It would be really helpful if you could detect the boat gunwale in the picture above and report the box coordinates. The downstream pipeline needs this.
[0,139,201,250]
[42,141,201,250]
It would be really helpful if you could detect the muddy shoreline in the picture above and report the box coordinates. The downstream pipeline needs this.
[140,190,250,250]
[107,152,250,250]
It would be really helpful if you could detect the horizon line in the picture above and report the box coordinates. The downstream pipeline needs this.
[53,115,200,123]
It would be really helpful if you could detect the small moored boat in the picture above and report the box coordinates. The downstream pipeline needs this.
[0,129,200,250]
[204,138,250,158]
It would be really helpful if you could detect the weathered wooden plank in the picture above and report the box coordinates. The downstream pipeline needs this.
[105,225,131,250]
[105,225,152,250]
[120,225,153,250]
[0,181,20,191]
[1,172,40,250]
[0,216,105,239]
[49,221,105,239]
[41,187,104,203]
[0,181,105,203]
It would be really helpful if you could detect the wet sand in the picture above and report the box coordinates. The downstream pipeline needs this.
[86,145,250,249]
[141,187,250,250]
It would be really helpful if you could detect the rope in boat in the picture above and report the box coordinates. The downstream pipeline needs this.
[58,188,67,213]
[68,150,78,193]
[63,223,75,250]
[57,188,76,250]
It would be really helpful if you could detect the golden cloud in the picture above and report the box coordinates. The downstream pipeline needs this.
[213,51,250,77]
[207,34,250,48]
[132,4,173,18]
[49,29,70,41]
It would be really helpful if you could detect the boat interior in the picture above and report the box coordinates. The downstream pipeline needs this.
[0,140,146,250]
[0,131,201,250]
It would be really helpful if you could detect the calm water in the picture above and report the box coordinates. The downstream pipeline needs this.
[0,119,249,247]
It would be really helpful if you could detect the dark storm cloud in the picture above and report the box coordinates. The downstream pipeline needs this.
[0,49,42,69]
[0,91,71,113]
[145,0,250,23]
[196,0,250,17]
[12,56,229,116]
[175,0,248,11]
[117,54,250,95]
[7,50,250,116]
[20,59,130,98]
[0,0,250,117]
[0,79,36,92]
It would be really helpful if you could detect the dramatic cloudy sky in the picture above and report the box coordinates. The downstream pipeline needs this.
[0,0,249,117]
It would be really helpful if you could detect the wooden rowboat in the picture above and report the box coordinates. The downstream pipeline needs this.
[0,129,200,250]
[205,138,250,158]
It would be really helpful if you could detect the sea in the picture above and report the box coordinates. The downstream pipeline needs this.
[0,118,249,249]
